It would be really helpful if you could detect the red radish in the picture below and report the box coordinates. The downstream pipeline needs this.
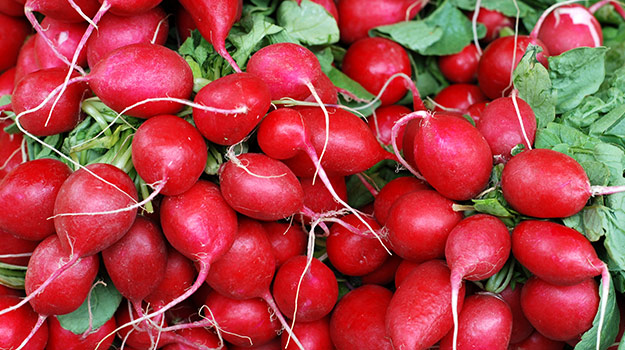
[219,153,304,221]
[11,68,89,136]
[175,6,196,42]
[520,277,599,341]
[533,4,602,56]
[281,317,333,350]
[411,111,493,200]
[131,114,207,196]
[337,0,427,44]
[445,214,511,349]
[330,284,393,350]
[88,43,193,118]
[500,285,534,344]
[0,295,48,350]
[433,84,487,113]
[178,0,242,72]
[401,119,420,170]
[102,216,167,303]
[193,73,271,146]
[341,37,412,106]
[511,220,606,286]
[438,44,480,83]
[501,148,623,218]
[360,254,402,285]
[24,0,99,23]
[0,120,23,180]
[277,107,391,177]
[466,101,487,124]
[25,235,100,316]
[85,7,169,67]
[509,331,565,350]
[470,8,513,43]
[369,104,411,146]
[262,222,306,269]
[477,95,536,161]
[0,67,15,96]
[163,327,222,350]
[272,255,338,322]
[309,0,338,20]
[34,18,88,69]
[204,291,281,347]
[326,214,388,276]
[246,43,323,101]
[0,13,30,73]
[14,35,40,84]
[0,285,22,297]
[47,315,116,350]
[394,259,420,288]
[439,293,513,350]
[0,159,72,241]
[145,247,196,309]
[303,72,338,105]
[153,180,237,322]
[300,175,347,217]
[115,302,178,349]
[386,190,463,262]
[230,339,280,350]
[54,163,138,257]
[373,176,428,226]
[477,36,549,99]
[0,0,24,16]
[0,229,38,266]
[386,259,466,350]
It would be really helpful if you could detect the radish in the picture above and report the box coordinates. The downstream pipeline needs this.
[386,190,463,262]
[477,36,549,99]
[0,67,15,97]
[24,0,99,23]
[145,247,196,309]
[533,4,603,56]
[337,0,427,44]
[326,214,388,276]
[0,229,38,266]
[115,301,178,349]
[11,68,89,136]
[0,120,23,180]
[219,153,304,221]
[438,44,480,83]
[192,72,271,146]
[85,7,169,67]
[229,339,281,350]
[281,317,333,350]
[369,104,411,146]
[87,43,193,118]
[341,37,413,106]
[179,0,242,72]
[470,7,513,43]
[0,158,72,241]
[445,214,511,350]
[34,18,88,69]
[0,285,22,297]
[204,290,281,347]
[394,259,419,288]
[262,222,307,269]
[303,72,338,105]
[500,284,534,344]
[163,327,222,350]
[14,35,40,84]
[299,175,347,219]
[308,0,338,21]
[406,111,493,200]
[439,293,513,350]
[0,12,30,73]
[520,276,599,341]
[0,0,24,16]
[0,295,48,350]
[466,101,487,124]
[329,284,393,350]
[102,216,167,305]
[432,84,487,113]
[360,254,402,285]
[47,314,116,350]
[272,255,338,323]
[386,259,466,349]
[175,6,196,42]
[509,331,565,350]
[373,176,428,226]
[131,114,207,196]
[246,43,323,101]
[476,95,536,161]
[501,148,625,218]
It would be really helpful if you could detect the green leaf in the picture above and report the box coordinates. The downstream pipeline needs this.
[414,55,448,97]
[326,67,380,116]
[450,0,535,18]
[276,0,339,46]
[229,13,284,68]
[0,94,10,106]
[314,46,334,74]
[57,276,123,334]
[513,45,556,129]
[373,21,444,53]
[589,104,625,148]
[471,197,515,218]
[0,262,27,289]
[574,274,619,350]
[549,47,608,113]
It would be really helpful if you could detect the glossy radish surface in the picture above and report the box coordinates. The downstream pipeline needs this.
[536,4,602,56]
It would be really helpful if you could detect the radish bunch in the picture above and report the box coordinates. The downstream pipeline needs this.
[1,0,625,349]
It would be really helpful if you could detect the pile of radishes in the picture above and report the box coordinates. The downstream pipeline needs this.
[2,0,625,349]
